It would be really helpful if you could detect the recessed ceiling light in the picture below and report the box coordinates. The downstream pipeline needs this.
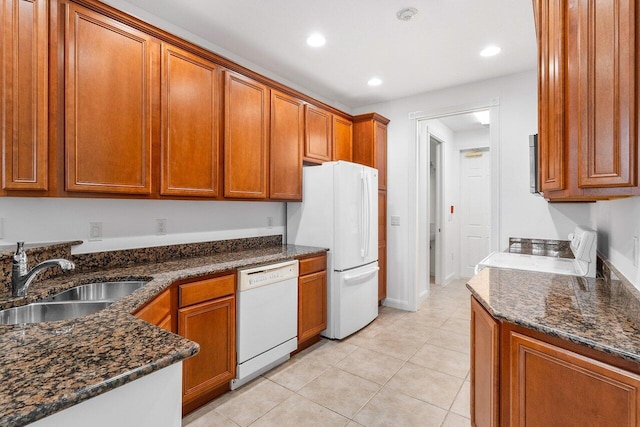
[480,45,501,57]
[474,110,490,125]
[368,78,382,86]
[306,33,326,47]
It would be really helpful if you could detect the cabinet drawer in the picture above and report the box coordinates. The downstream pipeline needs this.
[180,274,235,307]
[135,288,171,326]
[299,254,327,276]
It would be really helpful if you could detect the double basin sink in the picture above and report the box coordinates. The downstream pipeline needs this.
[0,281,147,325]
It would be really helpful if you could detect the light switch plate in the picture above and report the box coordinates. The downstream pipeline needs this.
[156,219,167,235]
[390,215,400,226]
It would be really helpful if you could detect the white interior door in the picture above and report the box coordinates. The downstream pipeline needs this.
[460,149,491,278]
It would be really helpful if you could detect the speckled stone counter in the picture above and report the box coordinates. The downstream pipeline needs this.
[0,243,326,427]
[467,266,640,363]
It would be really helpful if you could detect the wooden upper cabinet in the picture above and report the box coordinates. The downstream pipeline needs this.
[1,0,48,191]
[223,70,269,199]
[353,113,389,190]
[270,90,303,200]
[161,43,220,197]
[535,0,640,200]
[535,0,566,193]
[64,3,156,194]
[332,115,353,162]
[573,0,637,189]
[304,104,332,163]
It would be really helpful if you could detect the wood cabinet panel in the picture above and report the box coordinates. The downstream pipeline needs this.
[535,0,566,193]
[378,190,386,247]
[471,297,500,427]
[64,3,156,194]
[374,121,387,190]
[332,115,352,161]
[574,0,637,188]
[299,254,327,276]
[223,70,269,198]
[179,274,235,308]
[1,0,48,191]
[304,104,332,163]
[377,244,386,301]
[298,270,327,344]
[509,331,640,426]
[134,288,172,331]
[161,43,220,197]
[270,90,303,200]
[179,295,235,404]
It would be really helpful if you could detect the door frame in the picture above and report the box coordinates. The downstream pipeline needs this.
[407,99,501,311]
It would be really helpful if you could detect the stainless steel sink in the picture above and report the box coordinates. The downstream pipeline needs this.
[46,281,147,302]
[0,301,112,325]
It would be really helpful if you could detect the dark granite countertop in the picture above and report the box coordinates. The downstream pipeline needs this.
[0,243,326,427]
[467,267,640,364]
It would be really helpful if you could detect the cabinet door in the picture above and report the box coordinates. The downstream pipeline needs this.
[377,244,386,301]
[573,0,637,188]
[298,270,327,343]
[535,0,566,193]
[161,43,220,197]
[179,295,235,403]
[270,90,303,200]
[374,121,387,190]
[471,297,500,427]
[223,71,269,198]
[332,115,352,161]
[64,3,156,194]
[1,0,48,191]
[304,104,332,163]
[509,330,640,426]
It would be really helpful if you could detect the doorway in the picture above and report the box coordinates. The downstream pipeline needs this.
[410,100,500,311]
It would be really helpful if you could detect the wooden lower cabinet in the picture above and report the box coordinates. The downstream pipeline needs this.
[178,273,236,414]
[509,332,640,427]
[471,296,640,427]
[297,253,327,350]
[470,297,499,427]
[134,288,174,333]
[179,295,235,413]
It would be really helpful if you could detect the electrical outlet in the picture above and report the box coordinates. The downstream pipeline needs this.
[89,222,102,241]
[156,219,167,235]
[634,236,639,267]
[267,217,273,229]
[390,215,400,226]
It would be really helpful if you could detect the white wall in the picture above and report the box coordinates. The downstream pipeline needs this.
[354,70,591,310]
[454,128,491,151]
[593,198,640,288]
[0,198,285,254]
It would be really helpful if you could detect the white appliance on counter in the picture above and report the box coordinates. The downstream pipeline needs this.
[475,226,597,277]
[231,260,299,390]
[287,161,379,339]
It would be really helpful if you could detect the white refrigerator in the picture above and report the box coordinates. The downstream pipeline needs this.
[287,161,379,339]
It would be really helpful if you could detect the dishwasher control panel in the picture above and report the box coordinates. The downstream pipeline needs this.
[238,260,299,291]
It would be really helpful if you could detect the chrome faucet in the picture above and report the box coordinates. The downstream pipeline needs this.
[11,242,75,298]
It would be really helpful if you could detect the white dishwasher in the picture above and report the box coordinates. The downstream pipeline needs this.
[231,260,299,390]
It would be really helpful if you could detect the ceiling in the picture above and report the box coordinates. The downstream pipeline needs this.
[439,112,489,133]
[117,0,537,110]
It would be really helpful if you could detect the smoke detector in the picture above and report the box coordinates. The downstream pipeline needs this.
[396,7,418,21]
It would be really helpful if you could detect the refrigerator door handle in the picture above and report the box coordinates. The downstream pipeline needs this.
[360,172,366,258]
[344,266,380,282]
[364,173,371,258]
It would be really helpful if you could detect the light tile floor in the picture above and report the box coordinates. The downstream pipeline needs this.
[183,279,471,427]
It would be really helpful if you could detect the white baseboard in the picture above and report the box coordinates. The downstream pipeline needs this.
[381,297,414,312]
[418,289,430,304]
